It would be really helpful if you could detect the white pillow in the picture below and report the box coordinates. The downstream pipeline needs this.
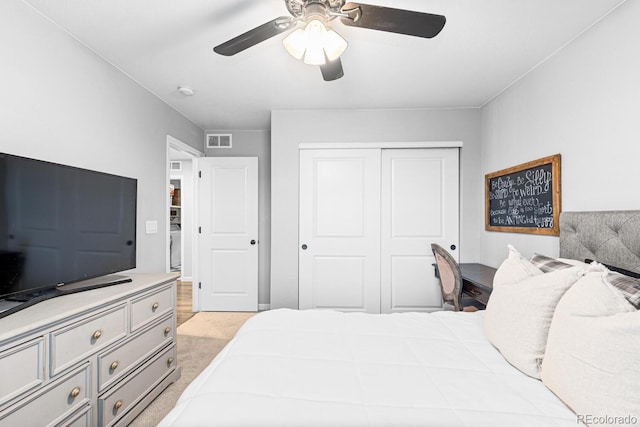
[492,244,543,287]
[541,273,639,422]
[484,263,586,378]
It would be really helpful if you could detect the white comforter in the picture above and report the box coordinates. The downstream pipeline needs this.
[159,309,577,427]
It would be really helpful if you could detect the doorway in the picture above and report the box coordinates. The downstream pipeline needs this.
[166,135,204,311]
[169,177,183,272]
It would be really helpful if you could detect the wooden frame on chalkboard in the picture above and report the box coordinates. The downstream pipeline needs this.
[485,154,561,236]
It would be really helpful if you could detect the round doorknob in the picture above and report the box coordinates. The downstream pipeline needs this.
[301,244,308,250]
[450,244,457,251]
[250,240,256,245]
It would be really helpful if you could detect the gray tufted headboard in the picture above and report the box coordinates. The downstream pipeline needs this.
[559,210,640,274]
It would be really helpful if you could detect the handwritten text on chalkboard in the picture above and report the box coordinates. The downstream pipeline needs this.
[485,155,561,236]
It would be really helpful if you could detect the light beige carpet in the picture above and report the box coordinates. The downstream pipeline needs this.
[177,311,256,340]
[128,312,256,427]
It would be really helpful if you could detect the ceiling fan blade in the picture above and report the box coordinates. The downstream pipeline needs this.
[340,3,445,39]
[214,17,296,56]
[320,57,344,81]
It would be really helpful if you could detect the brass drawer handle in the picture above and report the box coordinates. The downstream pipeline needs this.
[167,357,174,367]
[92,330,103,340]
[110,361,119,371]
[69,387,81,399]
[114,400,123,411]
[164,327,171,336]
[152,302,160,311]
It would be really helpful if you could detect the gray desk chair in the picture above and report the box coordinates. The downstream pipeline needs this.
[431,243,478,312]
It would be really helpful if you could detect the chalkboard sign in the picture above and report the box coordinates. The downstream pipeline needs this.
[485,154,561,236]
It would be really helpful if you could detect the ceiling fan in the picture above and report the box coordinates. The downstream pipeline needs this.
[213,0,446,81]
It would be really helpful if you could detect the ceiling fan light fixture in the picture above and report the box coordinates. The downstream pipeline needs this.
[214,1,447,81]
[282,18,348,66]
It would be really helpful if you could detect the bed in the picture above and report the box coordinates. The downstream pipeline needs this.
[159,211,640,427]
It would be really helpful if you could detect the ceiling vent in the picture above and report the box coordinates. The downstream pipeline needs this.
[206,134,232,148]
[170,161,182,171]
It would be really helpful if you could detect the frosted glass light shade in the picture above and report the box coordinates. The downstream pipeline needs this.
[302,20,327,65]
[323,29,348,62]
[282,28,306,60]
[282,19,348,66]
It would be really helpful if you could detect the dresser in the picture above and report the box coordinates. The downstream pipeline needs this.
[0,273,181,427]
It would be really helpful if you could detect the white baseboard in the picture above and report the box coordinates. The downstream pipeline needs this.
[258,304,270,311]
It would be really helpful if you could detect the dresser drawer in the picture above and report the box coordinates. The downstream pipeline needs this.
[0,338,44,408]
[0,364,90,427]
[50,304,127,376]
[54,405,91,427]
[99,345,176,427]
[97,314,175,391]
[130,284,174,332]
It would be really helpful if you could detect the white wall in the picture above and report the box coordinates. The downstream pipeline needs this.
[480,0,640,267]
[204,130,271,307]
[271,108,482,309]
[0,0,203,274]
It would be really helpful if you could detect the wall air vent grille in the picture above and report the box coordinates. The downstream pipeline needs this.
[206,134,232,148]
[170,161,182,171]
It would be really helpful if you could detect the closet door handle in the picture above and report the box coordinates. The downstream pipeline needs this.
[250,240,257,245]
[301,244,308,250]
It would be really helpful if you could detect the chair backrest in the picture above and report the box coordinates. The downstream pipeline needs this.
[431,243,463,311]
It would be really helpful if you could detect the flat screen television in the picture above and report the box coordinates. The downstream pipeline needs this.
[0,152,137,318]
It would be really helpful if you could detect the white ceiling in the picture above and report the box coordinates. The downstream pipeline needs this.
[23,0,625,130]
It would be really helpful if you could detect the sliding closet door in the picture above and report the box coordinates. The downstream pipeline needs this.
[380,148,459,313]
[299,149,381,313]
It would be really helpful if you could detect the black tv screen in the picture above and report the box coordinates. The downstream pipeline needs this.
[0,153,137,301]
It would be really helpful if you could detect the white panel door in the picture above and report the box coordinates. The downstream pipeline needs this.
[299,149,381,313]
[198,157,258,312]
[380,148,459,313]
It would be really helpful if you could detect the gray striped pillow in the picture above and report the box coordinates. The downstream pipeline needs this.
[605,272,640,309]
[530,254,640,308]
[530,254,573,273]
